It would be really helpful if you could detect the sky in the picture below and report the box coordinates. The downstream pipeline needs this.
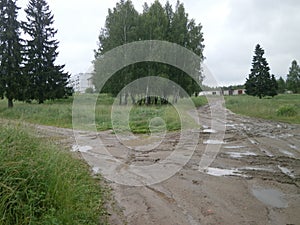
[17,0,300,86]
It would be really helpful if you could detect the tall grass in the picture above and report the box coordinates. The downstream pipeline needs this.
[0,123,108,225]
[0,95,207,133]
[225,94,300,124]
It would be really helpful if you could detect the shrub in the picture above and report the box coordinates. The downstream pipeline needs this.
[276,105,297,117]
[85,87,94,94]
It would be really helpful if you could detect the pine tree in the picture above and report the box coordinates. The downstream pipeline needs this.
[0,0,24,108]
[286,60,300,93]
[245,44,277,98]
[22,0,71,104]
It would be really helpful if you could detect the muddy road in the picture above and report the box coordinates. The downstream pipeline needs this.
[34,101,300,225]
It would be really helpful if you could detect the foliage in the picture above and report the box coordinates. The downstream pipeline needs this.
[93,0,205,103]
[225,94,300,124]
[0,0,24,107]
[85,87,94,94]
[0,123,108,225]
[276,105,297,117]
[286,60,300,93]
[22,0,72,104]
[245,44,278,98]
[277,76,286,94]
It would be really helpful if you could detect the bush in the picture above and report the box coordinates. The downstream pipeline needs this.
[85,87,94,94]
[276,105,297,117]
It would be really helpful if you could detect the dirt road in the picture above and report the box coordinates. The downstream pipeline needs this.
[35,101,300,225]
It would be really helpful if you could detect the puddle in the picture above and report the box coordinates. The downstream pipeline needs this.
[225,124,236,128]
[226,151,257,158]
[202,129,217,134]
[223,145,246,149]
[249,139,259,145]
[204,167,244,177]
[260,148,274,157]
[289,144,298,150]
[278,134,293,138]
[92,167,100,174]
[252,188,288,208]
[242,166,274,172]
[278,166,295,179]
[279,149,295,158]
[72,145,93,153]
[203,140,225,145]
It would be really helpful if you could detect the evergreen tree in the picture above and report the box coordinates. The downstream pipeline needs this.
[22,0,71,104]
[286,60,300,93]
[245,44,277,98]
[0,0,23,108]
[277,76,286,94]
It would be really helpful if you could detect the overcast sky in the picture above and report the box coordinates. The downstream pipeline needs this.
[17,0,300,86]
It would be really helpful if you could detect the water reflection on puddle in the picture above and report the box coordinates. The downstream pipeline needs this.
[202,129,217,133]
[204,167,245,177]
[252,188,288,208]
[72,145,93,153]
[226,151,257,158]
[203,140,225,145]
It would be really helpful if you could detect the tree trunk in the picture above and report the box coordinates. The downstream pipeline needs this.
[124,93,128,105]
[131,94,136,105]
[8,99,13,108]
[119,93,122,105]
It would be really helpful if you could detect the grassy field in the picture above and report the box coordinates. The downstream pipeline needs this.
[0,123,108,225]
[225,94,300,124]
[0,95,207,133]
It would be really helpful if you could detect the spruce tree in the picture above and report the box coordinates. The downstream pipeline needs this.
[0,0,23,108]
[286,60,300,93]
[22,0,71,103]
[245,44,277,98]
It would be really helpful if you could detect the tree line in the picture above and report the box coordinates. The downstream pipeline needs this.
[245,44,300,98]
[93,0,205,105]
[0,0,71,108]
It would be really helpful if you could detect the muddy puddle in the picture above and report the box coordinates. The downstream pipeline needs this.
[251,188,288,208]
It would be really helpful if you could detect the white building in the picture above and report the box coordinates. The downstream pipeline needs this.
[69,72,95,93]
[199,89,245,96]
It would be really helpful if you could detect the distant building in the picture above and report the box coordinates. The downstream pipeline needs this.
[69,72,95,93]
[199,89,245,96]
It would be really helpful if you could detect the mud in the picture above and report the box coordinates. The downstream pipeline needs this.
[31,100,300,225]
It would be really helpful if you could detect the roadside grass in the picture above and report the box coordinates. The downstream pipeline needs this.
[0,123,108,225]
[225,94,300,124]
[0,95,207,133]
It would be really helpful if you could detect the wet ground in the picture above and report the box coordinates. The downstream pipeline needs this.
[33,100,300,225]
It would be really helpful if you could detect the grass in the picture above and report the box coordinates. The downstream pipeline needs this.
[0,123,108,225]
[225,94,300,124]
[0,94,207,133]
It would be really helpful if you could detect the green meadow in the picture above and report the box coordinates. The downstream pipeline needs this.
[0,94,207,133]
[225,94,300,124]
